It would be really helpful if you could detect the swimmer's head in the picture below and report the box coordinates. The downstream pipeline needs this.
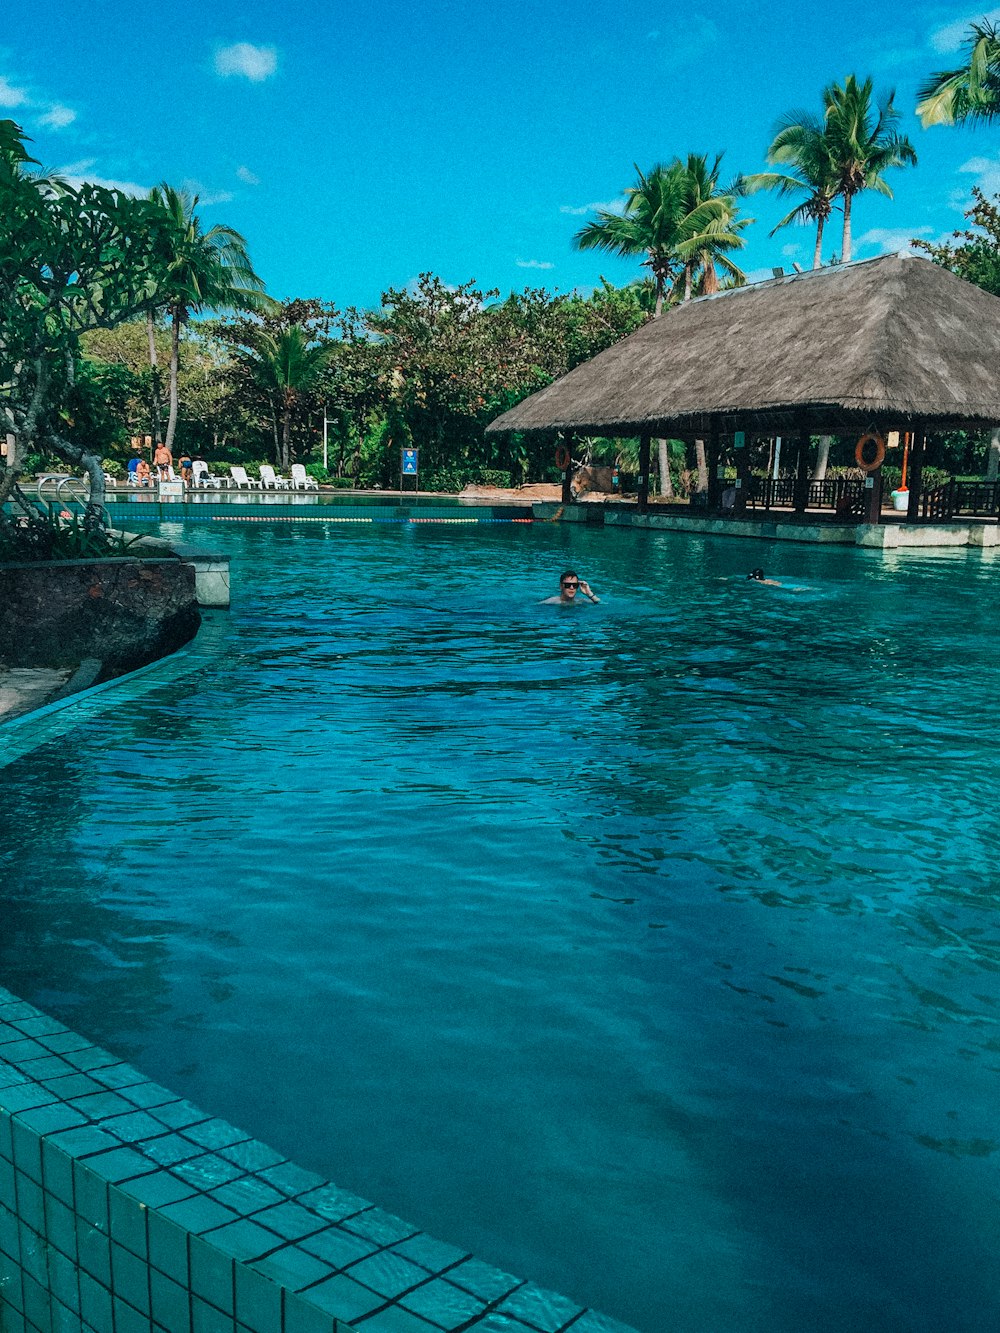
[747,568,765,581]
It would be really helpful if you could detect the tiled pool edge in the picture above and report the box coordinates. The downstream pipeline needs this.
[0,989,637,1333]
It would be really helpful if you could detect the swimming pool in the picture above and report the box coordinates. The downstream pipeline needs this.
[3,519,1000,1332]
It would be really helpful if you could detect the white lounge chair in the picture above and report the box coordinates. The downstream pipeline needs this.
[230,465,262,490]
[290,463,318,490]
[260,465,290,489]
[192,460,223,489]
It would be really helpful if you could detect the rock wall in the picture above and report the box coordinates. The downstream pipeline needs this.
[0,558,200,678]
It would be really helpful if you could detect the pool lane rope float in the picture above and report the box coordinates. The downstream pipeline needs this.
[209,515,534,524]
[855,432,886,471]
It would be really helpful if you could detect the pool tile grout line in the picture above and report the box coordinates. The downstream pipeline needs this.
[0,986,640,1333]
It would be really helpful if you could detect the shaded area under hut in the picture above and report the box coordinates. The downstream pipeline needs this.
[487,253,1000,525]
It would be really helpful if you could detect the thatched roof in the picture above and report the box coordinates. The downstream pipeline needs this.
[486,253,1000,436]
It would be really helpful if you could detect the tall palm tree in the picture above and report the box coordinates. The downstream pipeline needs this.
[917,20,1000,126]
[147,185,271,453]
[821,75,917,263]
[573,162,688,316]
[736,115,839,269]
[241,326,335,469]
[673,152,750,299]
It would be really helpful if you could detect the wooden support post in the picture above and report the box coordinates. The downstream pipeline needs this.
[732,430,748,515]
[906,424,926,522]
[861,463,884,524]
[637,433,651,512]
[706,422,721,511]
[561,435,573,505]
[793,427,810,513]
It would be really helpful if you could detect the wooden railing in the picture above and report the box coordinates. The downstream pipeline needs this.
[747,478,864,515]
[921,480,1000,521]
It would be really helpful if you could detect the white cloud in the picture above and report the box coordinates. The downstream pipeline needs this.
[236,164,260,185]
[55,160,149,196]
[930,7,1000,53]
[516,259,554,270]
[182,179,234,205]
[781,242,802,258]
[0,75,28,108]
[214,42,277,82]
[663,15,718,66]
[854,226,933,254]
[38,104,75,129]
[958,151,1000,196]
[559,199,624,217]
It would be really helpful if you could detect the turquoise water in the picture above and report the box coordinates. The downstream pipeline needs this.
[3,519,1000,1332]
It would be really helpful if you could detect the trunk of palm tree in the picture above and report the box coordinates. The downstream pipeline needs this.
[654,275,664,319]
[842,194,853,264]
[281,393,293,470]
[694,438,708,492]
[657,439,673,498]
[813,435,832,480]
[988,427,1000,481]
[683,263,694,302]
[813,216,826,270]
[164,308,181,454]
[146,311,163,446]
[701,259,718,296]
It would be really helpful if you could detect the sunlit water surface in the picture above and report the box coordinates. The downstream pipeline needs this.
[3,519,1000,1333]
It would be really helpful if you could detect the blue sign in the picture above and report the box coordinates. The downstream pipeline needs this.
[402,449,419,475]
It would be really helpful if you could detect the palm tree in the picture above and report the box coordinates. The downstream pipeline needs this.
[573,162,688,316]
[241,326,335,469]
[673,153,750,299]
[918,20,1000,126]
[821,75,917,263]
[737,115,839,268]
[147,185,271,453]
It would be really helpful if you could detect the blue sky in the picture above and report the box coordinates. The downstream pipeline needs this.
[4,0,1000,310]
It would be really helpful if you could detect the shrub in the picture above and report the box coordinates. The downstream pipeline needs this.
[102,458,125,479]
[420,466,512,492]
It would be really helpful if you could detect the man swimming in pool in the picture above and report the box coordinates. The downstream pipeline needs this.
[542,570,600,605]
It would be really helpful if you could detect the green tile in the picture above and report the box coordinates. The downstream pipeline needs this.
[46,1242,80,1312]
[79,1271,113,1330]
[563,1311,640,1333]
[92,1063,146,1090]
[20,1054,76,1079]
[0,1255,24,1313]
[120,1082,178,1111]
[344,1251,426,1301]
[110,1188,149,1259]
[16,1102,86,1143]
[218,1140,284,1173]
[148,1209,189,1286]
[40,1031,95,1056]
[0,1038,49,1063]
[192,1294,234,1333]
[14,1016,66,1039]
[298,1185,371,1225]
[0,1083,58,1114]
[64,1046,119,1072]
[73,1160,109,1230]
[160,1195,238,1236]
[174,1154,244,1190]
[258,1162,325,1199]
[41,1139,74,1205]
[298,1273,382,1321]
[189,1235,235,1313]
[251,1201,324,1243]
[85,1146,157,1184]
[15,1171,44,1232]
[340,1211,417,1247]
[150,1101,207,1131]
[0,1154,13,1206]
[111,1241,151,1314]
[21,1268,49,1330]
[234,1261,282,1330]
[76,1217,112,1286]
[47,1125,119,1159]
[284,1291,340,1333]
[401,1278,487,1327]
[102,1110,170,1142]
[43,1074,105,1100]
[495,1283,583,1332]
[209,1177,284,1216]
[252,1242,333,1290]
[391,1235,469,1275]
[151,1266,192,1331]
[0,1201,21,1260]
[120,1170,196,1210]
[446,1259,521,1303]
[50,1296,82,1333]
[114,1294,152,1333]
[18,1222,47,1285]
[181,1119,249,1152]
[140,1133,205,1167]
[43,1194,78,1260]
[201,1218,280,1263]
[299,1227,376,1271]
[70,1090,134,1120]
[344,1306,435,1333]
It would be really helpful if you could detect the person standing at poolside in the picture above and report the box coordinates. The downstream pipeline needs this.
[542,570,600,605]
[153,441,173,480]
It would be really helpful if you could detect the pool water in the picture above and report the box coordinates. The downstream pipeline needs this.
[3,519,1000,1333]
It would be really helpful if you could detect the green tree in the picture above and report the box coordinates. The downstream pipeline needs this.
[737,115,839,268]
[821,75,917,262]
[146,185,271,455]
[918,20,1000,126]
[0,120,171,523]
[239,326,336,469]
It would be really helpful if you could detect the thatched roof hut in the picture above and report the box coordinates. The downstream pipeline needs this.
[486,253,1000,438]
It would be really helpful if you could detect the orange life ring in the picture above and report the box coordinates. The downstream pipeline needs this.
[855,432,886,471]
[555,444,571,471]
